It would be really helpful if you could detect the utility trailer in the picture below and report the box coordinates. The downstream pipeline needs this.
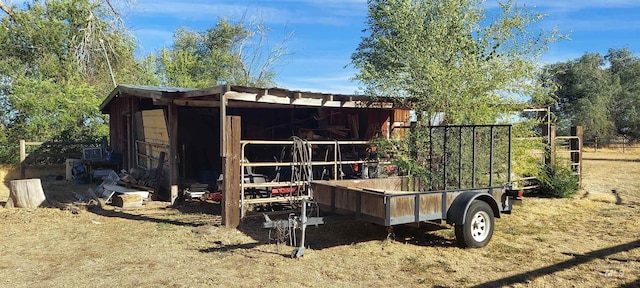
[263,124,522,258]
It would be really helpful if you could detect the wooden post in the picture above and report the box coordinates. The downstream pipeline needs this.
[168,103,179,205]
[570,126,583,187]
[541,124,556,166]
[549,125,556,165]
[19,139,26,179]
[222,115,241,228]
[220,86,228,157]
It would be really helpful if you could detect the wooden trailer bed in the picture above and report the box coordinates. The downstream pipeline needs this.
[311,178,507,226]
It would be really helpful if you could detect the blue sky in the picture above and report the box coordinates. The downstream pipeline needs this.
[112,1,640,94]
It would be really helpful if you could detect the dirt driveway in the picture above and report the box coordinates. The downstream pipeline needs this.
[0,150,638,288]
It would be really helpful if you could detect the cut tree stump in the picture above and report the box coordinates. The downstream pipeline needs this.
[6,179,47,208]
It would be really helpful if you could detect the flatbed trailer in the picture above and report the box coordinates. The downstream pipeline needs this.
[263,124,522,258]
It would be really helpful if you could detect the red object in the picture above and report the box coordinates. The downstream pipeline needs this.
[271,186,298,196]
[208,192,223,201]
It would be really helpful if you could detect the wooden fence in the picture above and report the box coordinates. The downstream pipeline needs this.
[19,139,105,179]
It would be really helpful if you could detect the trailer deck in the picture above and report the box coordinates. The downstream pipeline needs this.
[312,178,510,226]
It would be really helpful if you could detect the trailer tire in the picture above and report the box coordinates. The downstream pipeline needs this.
[455,200,494,248]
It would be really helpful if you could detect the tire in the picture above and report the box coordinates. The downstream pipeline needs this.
[455,200,494,248]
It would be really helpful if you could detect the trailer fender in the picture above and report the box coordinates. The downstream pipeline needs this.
[446,192,500,226]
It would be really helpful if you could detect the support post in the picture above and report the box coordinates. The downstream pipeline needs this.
[222,116,241,228]
[549,125,556,165]
[168,103,179,205]
[542,124,556,166]
[19,139,26,179]
[570,126,583,187]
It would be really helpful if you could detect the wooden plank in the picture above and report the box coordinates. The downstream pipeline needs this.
[360,192,385,219]
[419,194,443,216]
[390,196,414,218]
[153,151,166,201]
[142,109,169,144]
[321,178,406,191]
[222,116,241,228]
[173,99,220,107]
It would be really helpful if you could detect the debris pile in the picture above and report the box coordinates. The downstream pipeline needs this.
[118,167,161,188]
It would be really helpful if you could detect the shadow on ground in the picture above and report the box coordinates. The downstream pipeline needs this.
[471,239,640,288]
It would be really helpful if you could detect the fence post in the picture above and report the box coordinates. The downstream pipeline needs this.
[542,125,556,166]
[19,139,26,179]
[222,115,241,228]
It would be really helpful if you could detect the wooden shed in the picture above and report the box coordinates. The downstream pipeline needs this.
[100,84,411,219]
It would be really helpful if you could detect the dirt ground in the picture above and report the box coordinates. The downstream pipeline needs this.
[0,149,639,288]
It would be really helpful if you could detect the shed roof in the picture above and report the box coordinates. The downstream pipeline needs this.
[100,84,412,113]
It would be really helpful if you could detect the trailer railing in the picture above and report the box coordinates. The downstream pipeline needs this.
[238,139,387,216]
[425,125,513,191]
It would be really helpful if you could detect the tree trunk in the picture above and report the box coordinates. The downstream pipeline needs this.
[6,179,47,208]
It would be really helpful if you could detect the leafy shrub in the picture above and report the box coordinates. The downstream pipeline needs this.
[537,160,579,198]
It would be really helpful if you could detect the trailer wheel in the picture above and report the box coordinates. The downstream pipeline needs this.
[455,200,494,248]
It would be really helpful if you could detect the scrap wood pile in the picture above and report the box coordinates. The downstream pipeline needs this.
[88,167,157,208]
[117,167,161,189]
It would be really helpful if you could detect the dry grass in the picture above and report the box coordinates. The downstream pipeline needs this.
[0,151,639,288]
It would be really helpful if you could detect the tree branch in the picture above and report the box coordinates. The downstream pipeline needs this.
[0,0,14,17]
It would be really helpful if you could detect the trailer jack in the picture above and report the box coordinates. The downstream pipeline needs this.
[263,200,329,258]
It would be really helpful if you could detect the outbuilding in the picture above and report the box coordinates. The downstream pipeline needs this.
[100,84,411,225]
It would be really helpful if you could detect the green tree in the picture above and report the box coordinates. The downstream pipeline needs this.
[545,49,640,144]
[351,0,560,180]
[545,53,618,142]
[607,48,640,140]
[0,0,141,163]
[151,18,292,88]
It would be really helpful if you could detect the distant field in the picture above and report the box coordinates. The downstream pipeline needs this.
[0,150,638,287]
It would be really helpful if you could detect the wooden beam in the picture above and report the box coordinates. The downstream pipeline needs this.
[173,99,220,107]
[220,87,228,157]
[183,85,226,98]
[168,102,179,204]
[222,116,241,228]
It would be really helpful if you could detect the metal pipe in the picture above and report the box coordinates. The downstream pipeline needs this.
[458,126,462,189]
[333,142,338,181]
[240,140,370,145]
[489,126,495,187]
[443,126,448,191]
[241,142,248,218]
[508,125,512,183]
[240,159,389,167]
[472,126,476,188]
[429,126,433,191]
